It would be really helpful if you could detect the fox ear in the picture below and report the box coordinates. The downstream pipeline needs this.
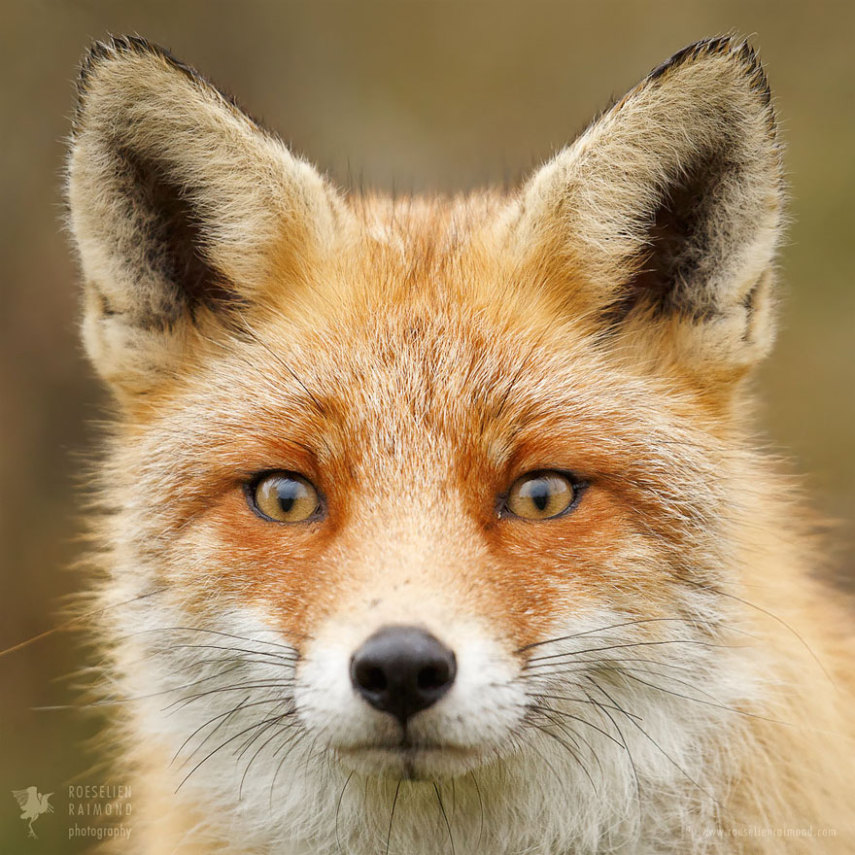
[67,36,349,398]
[507,37,784,384]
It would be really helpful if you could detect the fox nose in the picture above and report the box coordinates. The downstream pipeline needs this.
[350,626,457,725]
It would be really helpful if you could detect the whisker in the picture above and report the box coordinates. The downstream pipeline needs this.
[587,676,723,812]
[524,691,642,719]
[468,770,484,851]
[675,575,835,686]
[169,642,297,663]
[176,712,293,793]
[239,709,296,800]
[515,616,720,654]
[172,654,295,672]
[269,726,309,810]
[528,702,626,748]
[525,637,738,666]
[163,681,295,713]
[34,662,258,712]
[0,587,169,659]
[172,694,253,765]
[525,722,598,794]
[521,656,700,681]
[532,703,606,777]
[235,705,293,762]
[517,727,570,794]
[334,770,355,853]
[433,782,456,855]
[385,778,402,855]
[585,689,641,801]
[145,624,299,655]
[620,670,795,727]
[232,311,327,415]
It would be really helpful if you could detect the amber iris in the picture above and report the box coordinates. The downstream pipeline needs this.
[506,471,576,520]
[250,472,321,522]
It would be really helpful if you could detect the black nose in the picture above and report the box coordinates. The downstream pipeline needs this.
[350,626,457,724]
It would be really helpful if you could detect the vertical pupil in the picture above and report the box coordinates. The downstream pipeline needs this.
[277,480,299,513]
[531,480,550,511]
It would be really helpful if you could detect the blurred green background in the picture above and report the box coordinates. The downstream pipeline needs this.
[1,1,853,851]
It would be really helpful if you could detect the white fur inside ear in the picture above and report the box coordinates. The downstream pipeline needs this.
[673,270,778,375]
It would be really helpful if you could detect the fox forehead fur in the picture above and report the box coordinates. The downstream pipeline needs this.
[67,34,853,854]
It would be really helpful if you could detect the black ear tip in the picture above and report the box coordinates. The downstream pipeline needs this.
[647,35,770,104]
[76,35,157,123]
[79,34,154,85]
[72,34,252,137]
[76,34,199,97]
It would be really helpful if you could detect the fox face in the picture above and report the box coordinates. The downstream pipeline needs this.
[66,35,823,855]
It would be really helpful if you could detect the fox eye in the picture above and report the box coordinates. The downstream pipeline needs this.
[247,472,322,523]
[504,471,580,521]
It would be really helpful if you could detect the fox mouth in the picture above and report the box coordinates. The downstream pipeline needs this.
[336,740,482,780]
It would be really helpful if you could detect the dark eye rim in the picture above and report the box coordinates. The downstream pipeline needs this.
[244,470,326,524]
[498,469,589,521]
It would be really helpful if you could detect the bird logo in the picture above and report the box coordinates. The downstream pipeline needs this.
[11,787,53,839]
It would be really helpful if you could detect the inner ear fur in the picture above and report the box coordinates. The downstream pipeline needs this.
[507,37,784,381]
[67,36,349,397]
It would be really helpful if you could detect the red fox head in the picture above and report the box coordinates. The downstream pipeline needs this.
[68,36,787,853]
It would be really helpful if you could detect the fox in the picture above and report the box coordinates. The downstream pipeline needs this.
[64,34,854,854]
